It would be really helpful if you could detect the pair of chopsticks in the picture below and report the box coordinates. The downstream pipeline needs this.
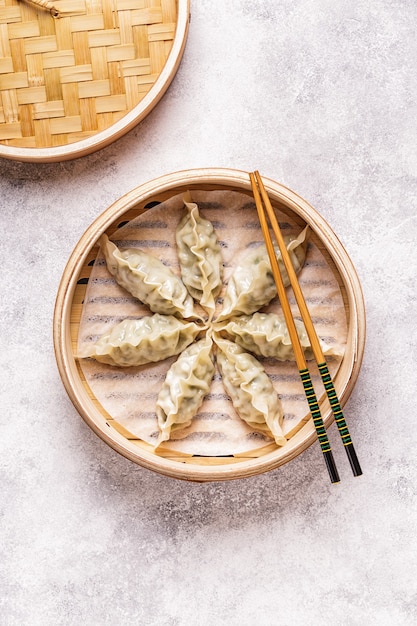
[250,171,362,483]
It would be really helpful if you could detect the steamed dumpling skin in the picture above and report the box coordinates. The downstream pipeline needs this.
[216,226,309,322]
[80,314,202,367]
[155,334,215,446]
[214,335,286,447]
[216,312,342,361]
[176,196,223,319]
[100,234,197,319]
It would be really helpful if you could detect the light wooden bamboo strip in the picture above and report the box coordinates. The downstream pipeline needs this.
[19,105,34,136]
[0,7,22,24]
[161,0,177,23]
[49,113,81,132]
[41,50,76,69]
[78,78,110,98]
[10,39,26,73]
[79,96,97,130]
[149,40,166,73]
[130,7,163,27]
[33,99,64,118]
[0,122,22,139]
[124,74,139,108]
[16,85,47,104]
[0,24,12,57]
[96,110,112,130]
[90,47,109,80]
[137,81,152,94]
[16,1,37,23]
[121,57,151,77]
[84,0,101,14]
[54,14,73,49]
[8,20,40,41]
[101,0,115,31]
[137,72,158,85]
[0,57,14,74]
[106,43,135,62]
[108,60,123,93]
[148,22,175,41]
[115,0,147,11]
[88,29,120,48]
[7,135,36,146]
[44,67,62,99]
[60,63,93,83]
[34,116,52,145]
[26,52,44,86]
[24,35,57,55]
[55,0,86,15]
[61,82,79,114]
[39,7,56,36]
[51,133,67,146]
[118,9,134,44]
[1,89,19,122]
[163,38,171,58]
[94,93,126,113]
[0,71,28,89]
[134,24,150,58]
[72,31,90,64]
[70,14,104,32]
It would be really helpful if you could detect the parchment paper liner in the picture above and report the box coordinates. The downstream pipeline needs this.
[77,190,347,456]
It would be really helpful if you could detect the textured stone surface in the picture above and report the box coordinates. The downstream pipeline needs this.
[1,1,416,624]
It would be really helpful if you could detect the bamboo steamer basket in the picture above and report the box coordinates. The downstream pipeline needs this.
[0,0,189,162]
[53,168,366,482]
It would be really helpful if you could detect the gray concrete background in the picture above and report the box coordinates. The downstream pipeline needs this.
[1,1,416,624]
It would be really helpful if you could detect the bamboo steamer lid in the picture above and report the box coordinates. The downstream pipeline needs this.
[53,168,366,482]
[0,0,189,161]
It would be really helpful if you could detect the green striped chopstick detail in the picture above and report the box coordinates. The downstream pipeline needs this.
[317,362,352,446]
[299,367,331,453]
[300,366,341,482]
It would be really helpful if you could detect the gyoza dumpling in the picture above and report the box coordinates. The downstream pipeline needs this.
[100,234,197,319]
[155,334,215,446]
[216,226,309,322]
[176,195,223,319]
[217,312,343,361]
[214,335,286,446]
[79,314,201,367]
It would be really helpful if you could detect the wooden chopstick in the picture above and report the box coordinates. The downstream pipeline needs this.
[249,173,339,483]
[251,171,362,479]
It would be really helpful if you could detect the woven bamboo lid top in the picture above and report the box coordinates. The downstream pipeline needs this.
[0,0,189,161]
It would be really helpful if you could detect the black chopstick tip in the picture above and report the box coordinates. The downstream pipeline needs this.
[345,443,363,477]
[323,450,340,484]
